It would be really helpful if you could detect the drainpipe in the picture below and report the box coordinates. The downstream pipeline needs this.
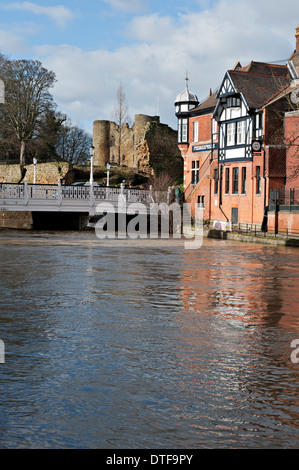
[219,164,229,221]
[261,146,268,231]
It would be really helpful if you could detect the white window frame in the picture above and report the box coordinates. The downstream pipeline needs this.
[237,120,245,145]
[212,119,217,135]
[227,122,235,146]
[193,121,199,142]
[182,119,188,143]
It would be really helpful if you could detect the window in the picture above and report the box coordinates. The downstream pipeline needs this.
[237,120,245,145]
[178,119,188,143]
[212,119,218,136]
[198,195,205,208]
[214,169,218,195]
[225,168,230,194]
[233,167,239,194]
[226,119,246,146]
[227,96,241,107]
[192,161,199,184]
[255,113,263,138]
[182,120,188,142]
[241,167,246,194]
[227,122,235,146]
[256,166,261,194]
[193,121,198,142]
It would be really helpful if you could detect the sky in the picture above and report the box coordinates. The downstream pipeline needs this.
[1,0,299,135]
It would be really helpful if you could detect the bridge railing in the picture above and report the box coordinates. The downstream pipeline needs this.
[0,182,169,205]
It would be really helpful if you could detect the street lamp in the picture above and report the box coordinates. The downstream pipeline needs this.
[33,157,37,184]
[106,162,110,187]
[89,145,94,186]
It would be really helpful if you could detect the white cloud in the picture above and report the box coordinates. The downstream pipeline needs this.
[24,0,299,133]
[102,0,147,13]
[5,2,78,28]
[0,29,29,54]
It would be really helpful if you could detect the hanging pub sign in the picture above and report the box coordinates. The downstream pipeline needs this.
[251,139,262,153]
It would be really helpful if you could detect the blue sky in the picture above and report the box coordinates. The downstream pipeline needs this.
[1,0,299,134]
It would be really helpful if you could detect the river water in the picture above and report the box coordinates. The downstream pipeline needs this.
[0,229,298,449]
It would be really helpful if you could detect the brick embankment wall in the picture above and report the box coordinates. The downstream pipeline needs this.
[268,211,299,234]
[0,211,33,229]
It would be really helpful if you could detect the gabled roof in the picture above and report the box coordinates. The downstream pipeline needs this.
[229,67,290,109]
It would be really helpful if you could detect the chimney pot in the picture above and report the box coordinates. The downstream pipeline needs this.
[296,26,299,51]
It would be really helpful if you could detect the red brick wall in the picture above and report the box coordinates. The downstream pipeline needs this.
[268,211,299,233]
[285,112,299,191]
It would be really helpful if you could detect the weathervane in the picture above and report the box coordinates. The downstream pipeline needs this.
[185,70,190,90]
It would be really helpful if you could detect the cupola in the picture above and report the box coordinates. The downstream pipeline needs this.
[175,73,199,145]
[174,72,199,116]
[175,87,199,116]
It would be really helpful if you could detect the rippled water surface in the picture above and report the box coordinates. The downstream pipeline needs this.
[0,230,298,448]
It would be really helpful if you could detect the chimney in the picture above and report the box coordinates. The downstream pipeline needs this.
[296,26,299,52]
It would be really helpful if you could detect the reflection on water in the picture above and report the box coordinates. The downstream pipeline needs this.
[0,230,298,448]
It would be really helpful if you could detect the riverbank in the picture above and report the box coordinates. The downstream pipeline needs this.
[1,211,299,246]
[204,228,299,246]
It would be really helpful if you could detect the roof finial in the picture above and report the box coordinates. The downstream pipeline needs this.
[185,70,190,90]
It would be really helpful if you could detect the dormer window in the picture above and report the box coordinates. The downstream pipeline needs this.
[227,96,241,107]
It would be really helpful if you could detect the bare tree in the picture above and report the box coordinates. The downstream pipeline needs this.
[56,118,92,165]
[112,83,130,165]
[0,59,56,164]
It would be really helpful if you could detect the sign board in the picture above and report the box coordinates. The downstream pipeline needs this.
[213,220,232,231]
[251,139,262,153]
[192,142,218,153]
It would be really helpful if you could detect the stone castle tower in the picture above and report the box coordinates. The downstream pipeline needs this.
[93,114,182,177]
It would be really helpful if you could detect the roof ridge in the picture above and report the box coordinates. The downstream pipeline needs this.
[229,69,288,78]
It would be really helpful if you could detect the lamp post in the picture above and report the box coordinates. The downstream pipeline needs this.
[89,145,94,186]
[33,157,37,184]
[106,162,110,187]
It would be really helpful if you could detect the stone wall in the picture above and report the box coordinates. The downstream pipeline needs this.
[0,162,73,184]
[93,114,183,179]
[0,211,33,229]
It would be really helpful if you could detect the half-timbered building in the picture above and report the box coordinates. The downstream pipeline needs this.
[175,27,299,231]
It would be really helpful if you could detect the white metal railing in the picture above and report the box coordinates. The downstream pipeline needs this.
[0,182,169,207]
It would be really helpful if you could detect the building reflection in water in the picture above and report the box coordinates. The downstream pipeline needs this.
[180,242,299,331]
[175,241,299,444]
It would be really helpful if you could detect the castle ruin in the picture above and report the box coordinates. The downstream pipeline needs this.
[93,114,182,178]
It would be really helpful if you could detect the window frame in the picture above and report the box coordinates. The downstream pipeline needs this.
[241,167,246,194]
[225,168,230,194]
[225,118,247,147]
[232,167,239,194]
[193,121,199,143]
[191,161,199,185]
[256,166,261,194]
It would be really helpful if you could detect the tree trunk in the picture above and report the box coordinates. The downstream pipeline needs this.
[118,131,121,166]
[20,141,26,165]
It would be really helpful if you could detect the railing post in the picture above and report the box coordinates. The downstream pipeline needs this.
[149,185,154,203]
[89,181,94,207]
[57,180,62,206]
[24,180,28,205]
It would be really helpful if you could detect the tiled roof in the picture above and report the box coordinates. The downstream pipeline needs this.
[229,65,290,109]
[192,90,218,113]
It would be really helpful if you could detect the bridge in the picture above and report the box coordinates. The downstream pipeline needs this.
[0,182,170,213]
[0,182,171,229]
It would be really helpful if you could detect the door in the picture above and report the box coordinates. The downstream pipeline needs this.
[232,207,238,225]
